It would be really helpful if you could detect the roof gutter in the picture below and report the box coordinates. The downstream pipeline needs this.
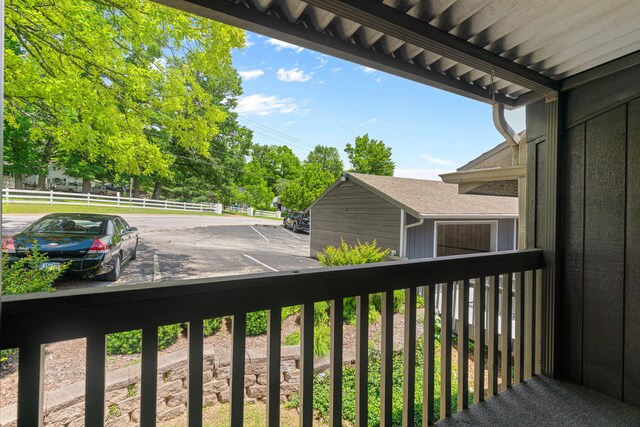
[492,103,522,166]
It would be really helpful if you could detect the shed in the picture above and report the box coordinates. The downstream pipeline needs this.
[308,173,518,259]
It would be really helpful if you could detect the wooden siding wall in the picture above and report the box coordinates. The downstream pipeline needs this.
[497,219,516,252]
[436,223,491,256]
[310,181,401,257]
[549,63,640,405]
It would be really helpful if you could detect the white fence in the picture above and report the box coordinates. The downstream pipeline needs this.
[2,188,223,214]
[223,206,281,218]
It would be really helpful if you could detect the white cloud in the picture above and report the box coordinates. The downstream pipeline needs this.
[282,120,296,126]
[331,67,342,73]
[277,68,312,83]
[235,94,298,116]
[265,38,304,53]
[244,35,255,48]
[238,69,264,81]
[314,55,329,69]
[358,118,378,126]
[358,66,376,75]
[394,168,454,181]
[420,153,457,166]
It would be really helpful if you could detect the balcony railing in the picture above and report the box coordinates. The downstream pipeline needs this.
[0,249,543,426]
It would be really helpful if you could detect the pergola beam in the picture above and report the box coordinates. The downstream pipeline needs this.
[153,0,517,106]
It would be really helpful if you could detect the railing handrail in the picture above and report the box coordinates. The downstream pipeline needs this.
[0,249,543,349]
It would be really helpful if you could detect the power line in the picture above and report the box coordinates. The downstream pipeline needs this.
[238,116,317,151]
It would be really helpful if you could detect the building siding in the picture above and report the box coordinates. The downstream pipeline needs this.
[546,63,640,405]
[310,181,401,257]
[497,219,516,251]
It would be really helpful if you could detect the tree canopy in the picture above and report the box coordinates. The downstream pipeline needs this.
[344,134,395,176]
[305,145,344,179]
[5,0,246,193]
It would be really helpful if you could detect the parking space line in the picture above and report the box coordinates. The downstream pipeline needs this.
[282,227,302,239]
[153,250,162,282]
[243,254,278,272]
[250,226,270,242]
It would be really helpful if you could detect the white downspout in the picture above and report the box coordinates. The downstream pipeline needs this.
[493,103,526,249]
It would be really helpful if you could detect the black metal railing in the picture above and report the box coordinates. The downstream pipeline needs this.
[0,249,544,426]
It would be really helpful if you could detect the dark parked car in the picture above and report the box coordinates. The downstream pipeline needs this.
[2,213,138,281]
[282,211,309,233]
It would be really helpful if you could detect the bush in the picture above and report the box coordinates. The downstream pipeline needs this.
[289,339,467,426]
[2,246,67,295]
[283,323,331,357]
[282,305,301,320]
[106,324,182,355]
[246,311,268,336]
[317,239,390,267]
[203,318,223,336]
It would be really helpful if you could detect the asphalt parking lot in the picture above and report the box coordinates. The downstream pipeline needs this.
[2,214,320,290]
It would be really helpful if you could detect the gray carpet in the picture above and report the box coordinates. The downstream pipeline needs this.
[435,376,640,426]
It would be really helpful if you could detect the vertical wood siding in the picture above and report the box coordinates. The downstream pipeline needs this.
[310,181,401,257]
[406,218,435,259]
[497,219,516,251]
[555,86,640,404]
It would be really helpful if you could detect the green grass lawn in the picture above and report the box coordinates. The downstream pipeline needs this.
[2,203,282,220]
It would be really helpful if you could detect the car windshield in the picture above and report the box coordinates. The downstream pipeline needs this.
[27,217,106,234]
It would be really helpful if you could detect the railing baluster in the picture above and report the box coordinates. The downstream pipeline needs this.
[267,308,282,427]
[140,326,158,427]
[300,303,314,427]
[356,294,369,427]
[487,275,499,396]
[330,299,344,427]
[524,270,534,379]
[514,271,525,384]
[188,319,204,427]
[403,287,417,427]
[535,269,543,375]
[501,273,513,391]
[473,277,486,403]
[422,285,435,427]
[85,334,106,426]
[457,280,469,411]
[380,291,394,427]
[17,344,44,427]
[440,282,452,420]
[230,314,246,427]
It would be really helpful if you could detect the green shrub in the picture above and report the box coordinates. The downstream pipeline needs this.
[289,339,468,425]
[2,246,67,295]
[283,323,331,357]
[106,324,182,355]
[246,311,268,336]
[370,290,405,314]
[203,318,223,336]
[317,239,390,267]
[282,305,301,320]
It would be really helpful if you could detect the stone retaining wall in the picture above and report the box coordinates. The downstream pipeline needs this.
[0,345,322,427]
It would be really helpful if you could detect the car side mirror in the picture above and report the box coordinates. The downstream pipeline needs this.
[129,227,138,232]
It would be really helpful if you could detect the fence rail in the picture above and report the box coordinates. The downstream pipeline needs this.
[1,249,544,426]
[2,188,223,214]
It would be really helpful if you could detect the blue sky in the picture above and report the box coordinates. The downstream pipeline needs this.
[231,33,525,180]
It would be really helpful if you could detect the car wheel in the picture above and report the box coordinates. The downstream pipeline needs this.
[130,243,137,261]
[104,254,121,281]
[293,223,298,233]
[283,219,287,228]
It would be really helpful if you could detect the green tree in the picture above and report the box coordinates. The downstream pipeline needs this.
[3,115,47,189]
[280,163,335,211]
[344,134,395,176]
[5,0,245,190]
[305,145,344,178]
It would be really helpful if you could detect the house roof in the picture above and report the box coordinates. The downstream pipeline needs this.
[164,0,640,107]
[309,173,518,219]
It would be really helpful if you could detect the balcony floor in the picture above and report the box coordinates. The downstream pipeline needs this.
[436,376,640,426]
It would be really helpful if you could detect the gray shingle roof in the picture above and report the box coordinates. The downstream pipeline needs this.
[347,173,518,218]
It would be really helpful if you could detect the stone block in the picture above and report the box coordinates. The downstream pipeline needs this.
[166,390,188,408]
[245,363,267,375]
[43,403,84,425]
[246,385,267,400]
[284,369,300,383]
[203,379,229,395]
[218,389,231,403]
[157,403,187,422]
[256,374,268,385]
[158,379,183,398]
[214,366,230,380]
[244,374,256,387]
